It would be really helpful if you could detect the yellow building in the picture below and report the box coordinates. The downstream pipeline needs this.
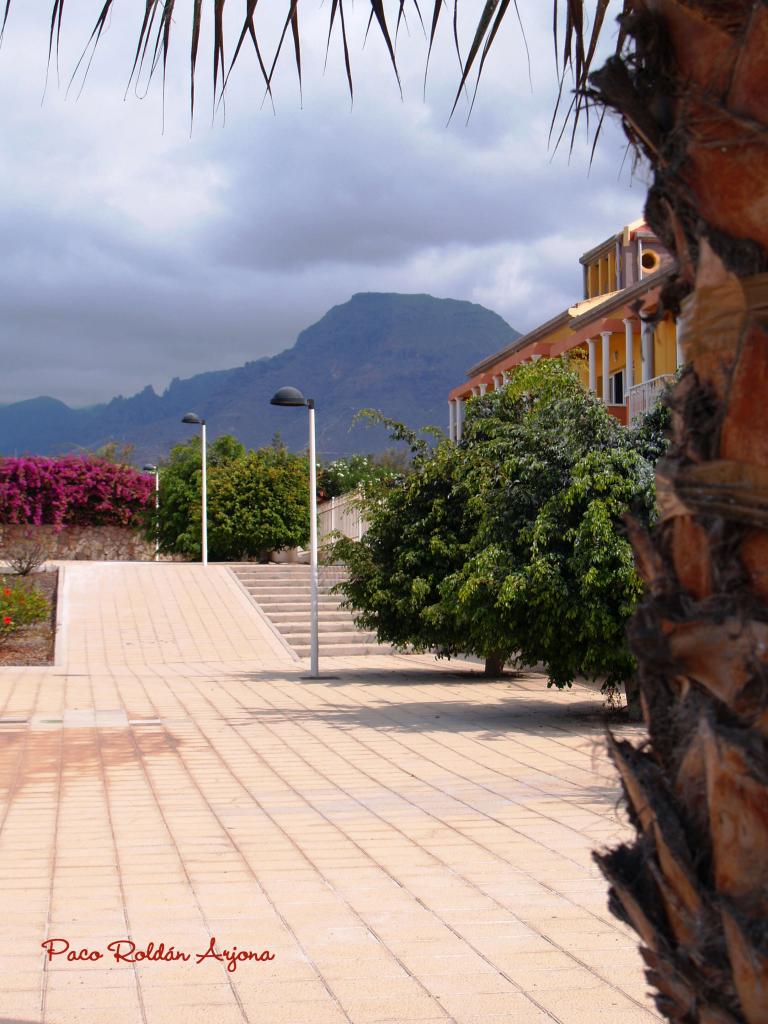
[448,219,681,439]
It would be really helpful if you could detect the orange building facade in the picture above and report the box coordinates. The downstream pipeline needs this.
[448,219,681,440]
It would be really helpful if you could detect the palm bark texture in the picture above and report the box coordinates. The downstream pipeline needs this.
[587,4,768,1022]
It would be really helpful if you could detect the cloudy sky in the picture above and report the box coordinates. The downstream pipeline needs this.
[0,1,645,407]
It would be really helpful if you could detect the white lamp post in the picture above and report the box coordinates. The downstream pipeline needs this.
[270,386,319,679]
[142,464,160,561]
[181,413,208,566]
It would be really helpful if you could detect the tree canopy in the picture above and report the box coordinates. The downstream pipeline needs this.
[154,434,309,561]
[334,358,664,688]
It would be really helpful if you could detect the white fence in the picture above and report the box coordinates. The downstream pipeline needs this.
[627,373,675,422]
[318,492,368,545]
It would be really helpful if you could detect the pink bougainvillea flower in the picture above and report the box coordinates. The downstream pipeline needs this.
[0,456,152,530]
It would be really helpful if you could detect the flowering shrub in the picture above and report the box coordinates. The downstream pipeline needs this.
[0,578,48,645]
[0,457,153,529]
[318,452,407,499]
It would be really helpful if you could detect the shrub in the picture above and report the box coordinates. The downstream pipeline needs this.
[334,358,660,688]
[5,532,50,575]
[207,446,310,559]
[0,456,153,529]
[0,577,49,646]
[319,451,408,499]
[154,435,310,560]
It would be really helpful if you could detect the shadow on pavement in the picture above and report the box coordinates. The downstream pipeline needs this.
[223,681,622,739]
[227,664,549,688]
[0,727,181,796]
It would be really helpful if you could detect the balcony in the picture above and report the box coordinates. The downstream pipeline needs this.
[627,374,675,422]
[318,491,368,546]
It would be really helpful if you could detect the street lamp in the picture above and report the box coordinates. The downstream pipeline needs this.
[181,413,208,567]
[142,464,160,561]
[270,386,319,678]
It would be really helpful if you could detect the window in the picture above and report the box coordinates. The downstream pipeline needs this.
[641,249,660,273]
[610,370,625,406]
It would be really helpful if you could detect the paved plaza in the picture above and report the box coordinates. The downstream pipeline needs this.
[0,563,660,1024]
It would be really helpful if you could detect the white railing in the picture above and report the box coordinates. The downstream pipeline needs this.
[627,374,674,422]
[318,491,368,545]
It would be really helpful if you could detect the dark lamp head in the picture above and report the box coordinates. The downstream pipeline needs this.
[270,386,307,407]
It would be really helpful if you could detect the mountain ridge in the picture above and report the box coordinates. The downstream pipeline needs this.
[1,293,518,462]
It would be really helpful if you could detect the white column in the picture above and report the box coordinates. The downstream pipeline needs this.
[479,382,488,396]
[456,399,464,441]
[674,319,683,368]
[449,400,456,440]
[587,338,597,394]
[601,331,611,404]
[641,321,654,382]
[623,318,634,393]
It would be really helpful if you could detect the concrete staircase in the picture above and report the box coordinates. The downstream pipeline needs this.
[229,563,393,658]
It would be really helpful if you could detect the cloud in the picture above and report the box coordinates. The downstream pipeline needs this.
[0,2,643,407]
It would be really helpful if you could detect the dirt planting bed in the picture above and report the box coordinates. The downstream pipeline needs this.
[0,570,58,666]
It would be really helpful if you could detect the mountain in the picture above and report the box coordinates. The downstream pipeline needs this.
[0,293,518,463]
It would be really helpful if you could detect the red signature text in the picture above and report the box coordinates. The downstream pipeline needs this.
[41,937,275,973]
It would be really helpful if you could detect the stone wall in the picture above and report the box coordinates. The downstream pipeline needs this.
[0,524,166,562]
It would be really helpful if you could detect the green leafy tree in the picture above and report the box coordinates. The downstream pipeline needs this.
[333,425,469,657]
[207,445,309,560]
[154,434,308,561]
[335,360,658,690]
[154,435,207,558]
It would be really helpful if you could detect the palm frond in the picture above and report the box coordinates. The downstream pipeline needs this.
[1,0,622,138]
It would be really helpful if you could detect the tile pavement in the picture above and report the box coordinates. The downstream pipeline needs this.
[0,561,660,1024]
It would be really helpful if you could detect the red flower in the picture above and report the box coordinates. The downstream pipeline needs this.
[3,616,12,625]
[2,588,10,596]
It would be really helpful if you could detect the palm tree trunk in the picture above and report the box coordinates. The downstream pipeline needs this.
[588,4,768,1021]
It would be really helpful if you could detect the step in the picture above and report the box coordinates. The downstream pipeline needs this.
[267,609,352,623]
[240,585,342,593]
[255,594,343,603]
[240,578,344,588]
[232,566,347,576]
[292,641,396,658]
[284,630,378,647]
[278,619,359,635]
[236,573,348,582]
[228,564,396,660]
[257,601,342,613]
